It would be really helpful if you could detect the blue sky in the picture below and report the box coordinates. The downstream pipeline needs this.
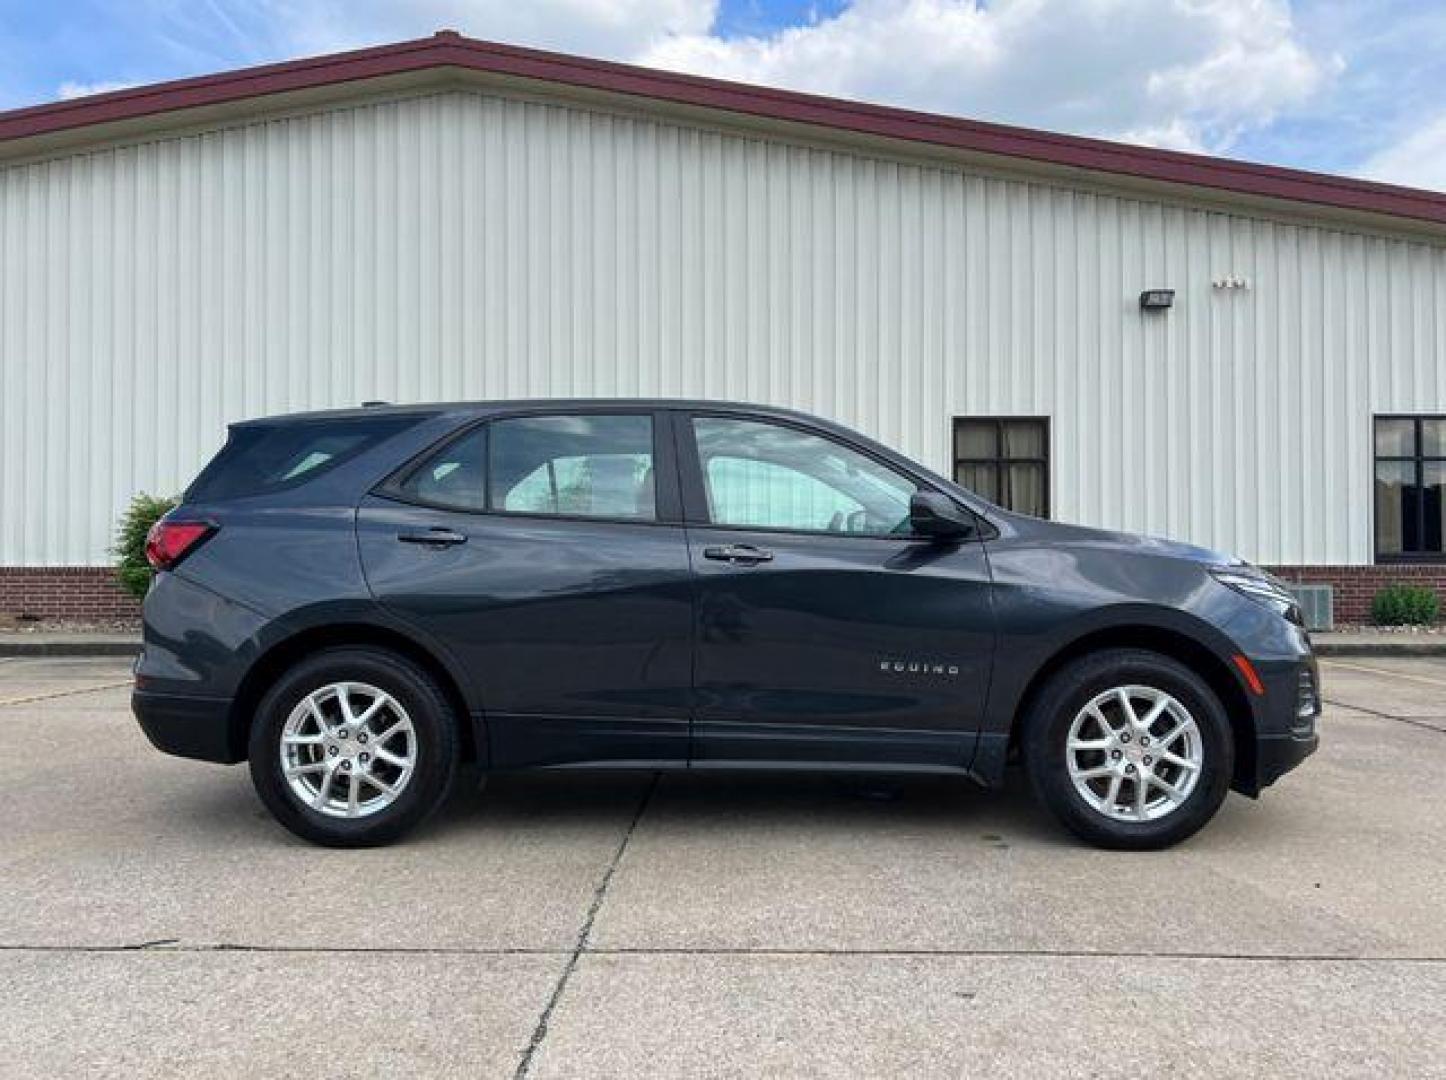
[2,1,1444,191]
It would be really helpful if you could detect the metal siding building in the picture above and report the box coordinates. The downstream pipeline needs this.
[2,33,1445,619]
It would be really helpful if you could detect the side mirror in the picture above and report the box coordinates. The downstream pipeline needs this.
[909,491,975,541]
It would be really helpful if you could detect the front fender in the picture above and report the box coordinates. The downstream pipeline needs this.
[980,602,1246,737]
[967,541,1261,786]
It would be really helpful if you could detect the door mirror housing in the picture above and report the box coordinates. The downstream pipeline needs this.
[909,491,976,541]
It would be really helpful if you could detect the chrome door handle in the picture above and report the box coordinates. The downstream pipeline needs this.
[702,544,774,564]
[398,528,467,548]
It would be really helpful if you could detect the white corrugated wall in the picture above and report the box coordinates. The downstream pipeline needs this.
[2,88,1444,566]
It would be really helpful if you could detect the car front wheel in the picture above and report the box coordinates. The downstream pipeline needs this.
[1022,648,1234,850]
[248,647,459,847]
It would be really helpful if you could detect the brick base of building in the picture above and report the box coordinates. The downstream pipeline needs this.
[1262,565,1445,625]
[0,563,1441,628]
[0,567,140,624]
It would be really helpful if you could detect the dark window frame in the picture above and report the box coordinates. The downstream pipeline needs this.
[1373,414,1446,564]
[951,416,1051,519]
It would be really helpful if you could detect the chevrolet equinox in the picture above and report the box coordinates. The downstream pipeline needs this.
[132,401,1320,849]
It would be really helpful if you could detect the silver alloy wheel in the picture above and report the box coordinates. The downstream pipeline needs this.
[1065,685,1203,822]
[279,682,417,819]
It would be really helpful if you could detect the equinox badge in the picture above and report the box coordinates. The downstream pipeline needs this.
[880,660,960,677]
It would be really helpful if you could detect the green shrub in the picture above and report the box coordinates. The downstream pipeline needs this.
[1370,583,1440,627]
[113,493,179,600]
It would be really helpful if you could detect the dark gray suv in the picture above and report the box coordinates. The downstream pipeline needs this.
[133,400,1319,849]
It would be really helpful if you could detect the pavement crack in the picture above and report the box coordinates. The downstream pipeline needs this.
[513,771,660,1080]
[3,943,1444,964]
[1323,697,1445,735]
[0,681,132,708]
[589,946,1446,964]
[0,943,570,956]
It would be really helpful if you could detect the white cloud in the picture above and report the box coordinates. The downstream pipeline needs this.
[1360,112,1446,193]
[56,0,1342,163]
[640,0,1340,155]
[270,0,719,61]
[57,80,138,100]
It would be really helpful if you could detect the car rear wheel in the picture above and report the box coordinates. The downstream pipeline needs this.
[248,647,458,847]
[1022,648,1233,850]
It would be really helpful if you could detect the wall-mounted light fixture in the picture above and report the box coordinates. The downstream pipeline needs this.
[1139,289,1175,312]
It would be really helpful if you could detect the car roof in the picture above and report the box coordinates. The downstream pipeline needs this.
[232,398,826,428]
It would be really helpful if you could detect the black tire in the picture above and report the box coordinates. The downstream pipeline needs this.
[248,647,459,847]
[1021,648,1233,850]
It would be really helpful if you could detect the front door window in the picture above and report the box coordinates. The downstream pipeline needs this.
[691,416,917,536]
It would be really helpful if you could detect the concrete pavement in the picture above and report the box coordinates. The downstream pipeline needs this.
[1,656,1444,1077]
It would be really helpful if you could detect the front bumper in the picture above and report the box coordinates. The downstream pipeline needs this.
[1240,651,1321,795]
[132,689,244,764]
[1255,728,1320,790]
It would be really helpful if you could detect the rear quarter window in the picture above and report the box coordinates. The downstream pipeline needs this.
[187,416,418,501]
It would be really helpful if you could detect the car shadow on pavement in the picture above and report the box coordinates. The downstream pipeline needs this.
[421,766,1069,848]
[151,759,1067,849]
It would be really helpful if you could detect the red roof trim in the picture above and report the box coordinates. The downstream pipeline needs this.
[4,30,1444,227]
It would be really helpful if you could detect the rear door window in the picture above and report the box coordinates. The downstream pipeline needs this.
[188,416,417,501]
[489,414,657,521]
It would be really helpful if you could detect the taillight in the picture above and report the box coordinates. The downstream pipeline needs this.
[145,520,215,570]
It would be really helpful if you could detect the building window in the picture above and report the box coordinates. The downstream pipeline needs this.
[953,417,1049,518]
[1375,416,1446,561]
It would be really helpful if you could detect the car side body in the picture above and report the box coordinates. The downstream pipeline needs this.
[132,400,1319,847]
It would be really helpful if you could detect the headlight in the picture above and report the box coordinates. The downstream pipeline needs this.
[1210,566,1301,622]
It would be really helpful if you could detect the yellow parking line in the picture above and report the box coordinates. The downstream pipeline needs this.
[1320,658,1446,689]
[0,681,132,708]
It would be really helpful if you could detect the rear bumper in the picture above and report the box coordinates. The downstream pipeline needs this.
[132,689,244,764]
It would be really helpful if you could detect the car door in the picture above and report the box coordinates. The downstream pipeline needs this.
[357,408,694,769]
[677,411,995,769]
